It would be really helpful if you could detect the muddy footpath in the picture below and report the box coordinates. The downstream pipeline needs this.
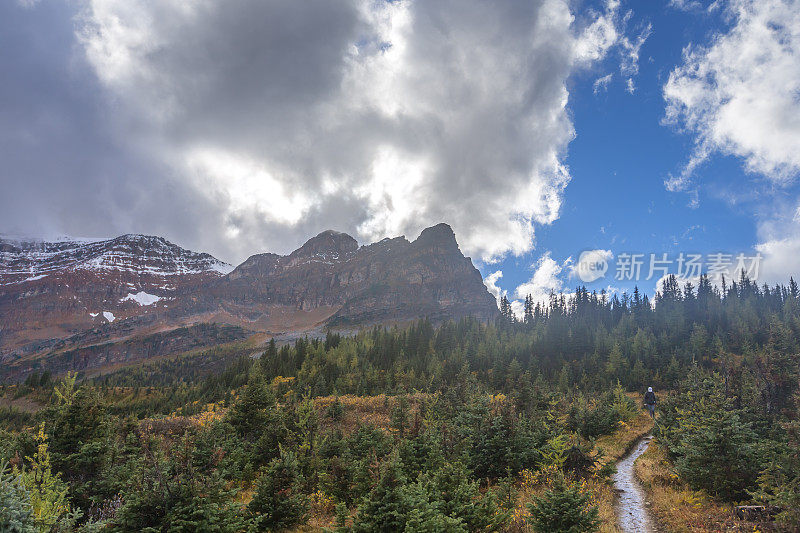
[613,434,658,533]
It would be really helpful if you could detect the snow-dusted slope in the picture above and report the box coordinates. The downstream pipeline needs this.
[0,233,234,361]
[0,234,232,285]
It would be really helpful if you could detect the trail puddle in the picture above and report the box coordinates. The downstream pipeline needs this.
[613,434,657,533]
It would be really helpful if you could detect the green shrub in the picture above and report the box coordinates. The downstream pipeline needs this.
[248,449,309,531]
[0,460,35,533]
[527,475,600,533]
[674,409,761,501]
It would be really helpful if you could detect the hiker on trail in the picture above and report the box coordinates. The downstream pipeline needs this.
[644,387,657,418]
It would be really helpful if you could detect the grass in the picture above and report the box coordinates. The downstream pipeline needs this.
[314,392,427,434]
[634,438,778,532]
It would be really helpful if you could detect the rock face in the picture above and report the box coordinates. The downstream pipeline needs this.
[201,223,496,326]
[0,224,497,379]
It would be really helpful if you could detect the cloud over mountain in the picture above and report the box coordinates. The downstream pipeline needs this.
[19,0,648,263]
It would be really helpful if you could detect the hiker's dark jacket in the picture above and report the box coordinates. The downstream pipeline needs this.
[644,391,657,405]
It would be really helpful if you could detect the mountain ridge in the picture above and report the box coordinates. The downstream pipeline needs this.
[0,223,497,380]
[0,233,233,284]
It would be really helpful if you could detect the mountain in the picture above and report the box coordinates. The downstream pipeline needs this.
[0,224,497,380]
[191,223,496,328]
[0,234,232,282]
[0,234,233,363]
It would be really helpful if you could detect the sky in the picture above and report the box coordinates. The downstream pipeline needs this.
[1,0,799,313]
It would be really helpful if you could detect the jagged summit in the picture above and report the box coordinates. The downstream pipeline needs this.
[207,222,496,326]
[291,230,359,259]
[413,223,458,249]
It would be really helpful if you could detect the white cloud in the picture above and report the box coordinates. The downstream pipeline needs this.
[75,0,642,263]
[753,196,800,283]
[620,22,652,92]
[668,0,702,11]
[575,0,623,64]
[576,0,651,94]
[756,237,800,284]
[483,270,506,305]
[185,147,316,229]
[669,0,722,12]
[484,252,573,318]
[514,252,571,306]
[664,0,800,187]
[593,73,613,94]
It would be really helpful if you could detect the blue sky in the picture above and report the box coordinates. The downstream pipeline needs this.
[1,0,799,308]
[484,0,800,304]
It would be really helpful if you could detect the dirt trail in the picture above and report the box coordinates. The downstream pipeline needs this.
[613,434,657,533]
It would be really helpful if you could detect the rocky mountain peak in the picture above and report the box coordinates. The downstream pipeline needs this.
[291,230,358,259]
[413,223,458,250]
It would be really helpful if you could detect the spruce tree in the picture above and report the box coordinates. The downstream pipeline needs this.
[0,461,35,533]
[249,449,309,531]
[527,475,600,533]
[675,409,761,501]
[352,454,409,532]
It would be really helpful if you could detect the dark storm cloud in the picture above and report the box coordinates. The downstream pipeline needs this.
[0,1,233,259]
[2,0,637,264]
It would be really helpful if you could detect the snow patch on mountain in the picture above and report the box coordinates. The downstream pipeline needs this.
[120,291,162,306]
[103,311,115,322]
[211,262,235,275]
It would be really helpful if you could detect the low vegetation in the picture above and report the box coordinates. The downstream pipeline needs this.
[0,272,798,531]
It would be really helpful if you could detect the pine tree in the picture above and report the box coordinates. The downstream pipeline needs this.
[417,461,504,531]
[352,454,409,532]
[527,475,600,533]
[499,296,515,324]
[402,481,466,533]
[0,461,35,533]
[249,449,309,531]
[261,338,278,371]
[524,295,534,325]
[226,366,286,465]
[674,409,761,501]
